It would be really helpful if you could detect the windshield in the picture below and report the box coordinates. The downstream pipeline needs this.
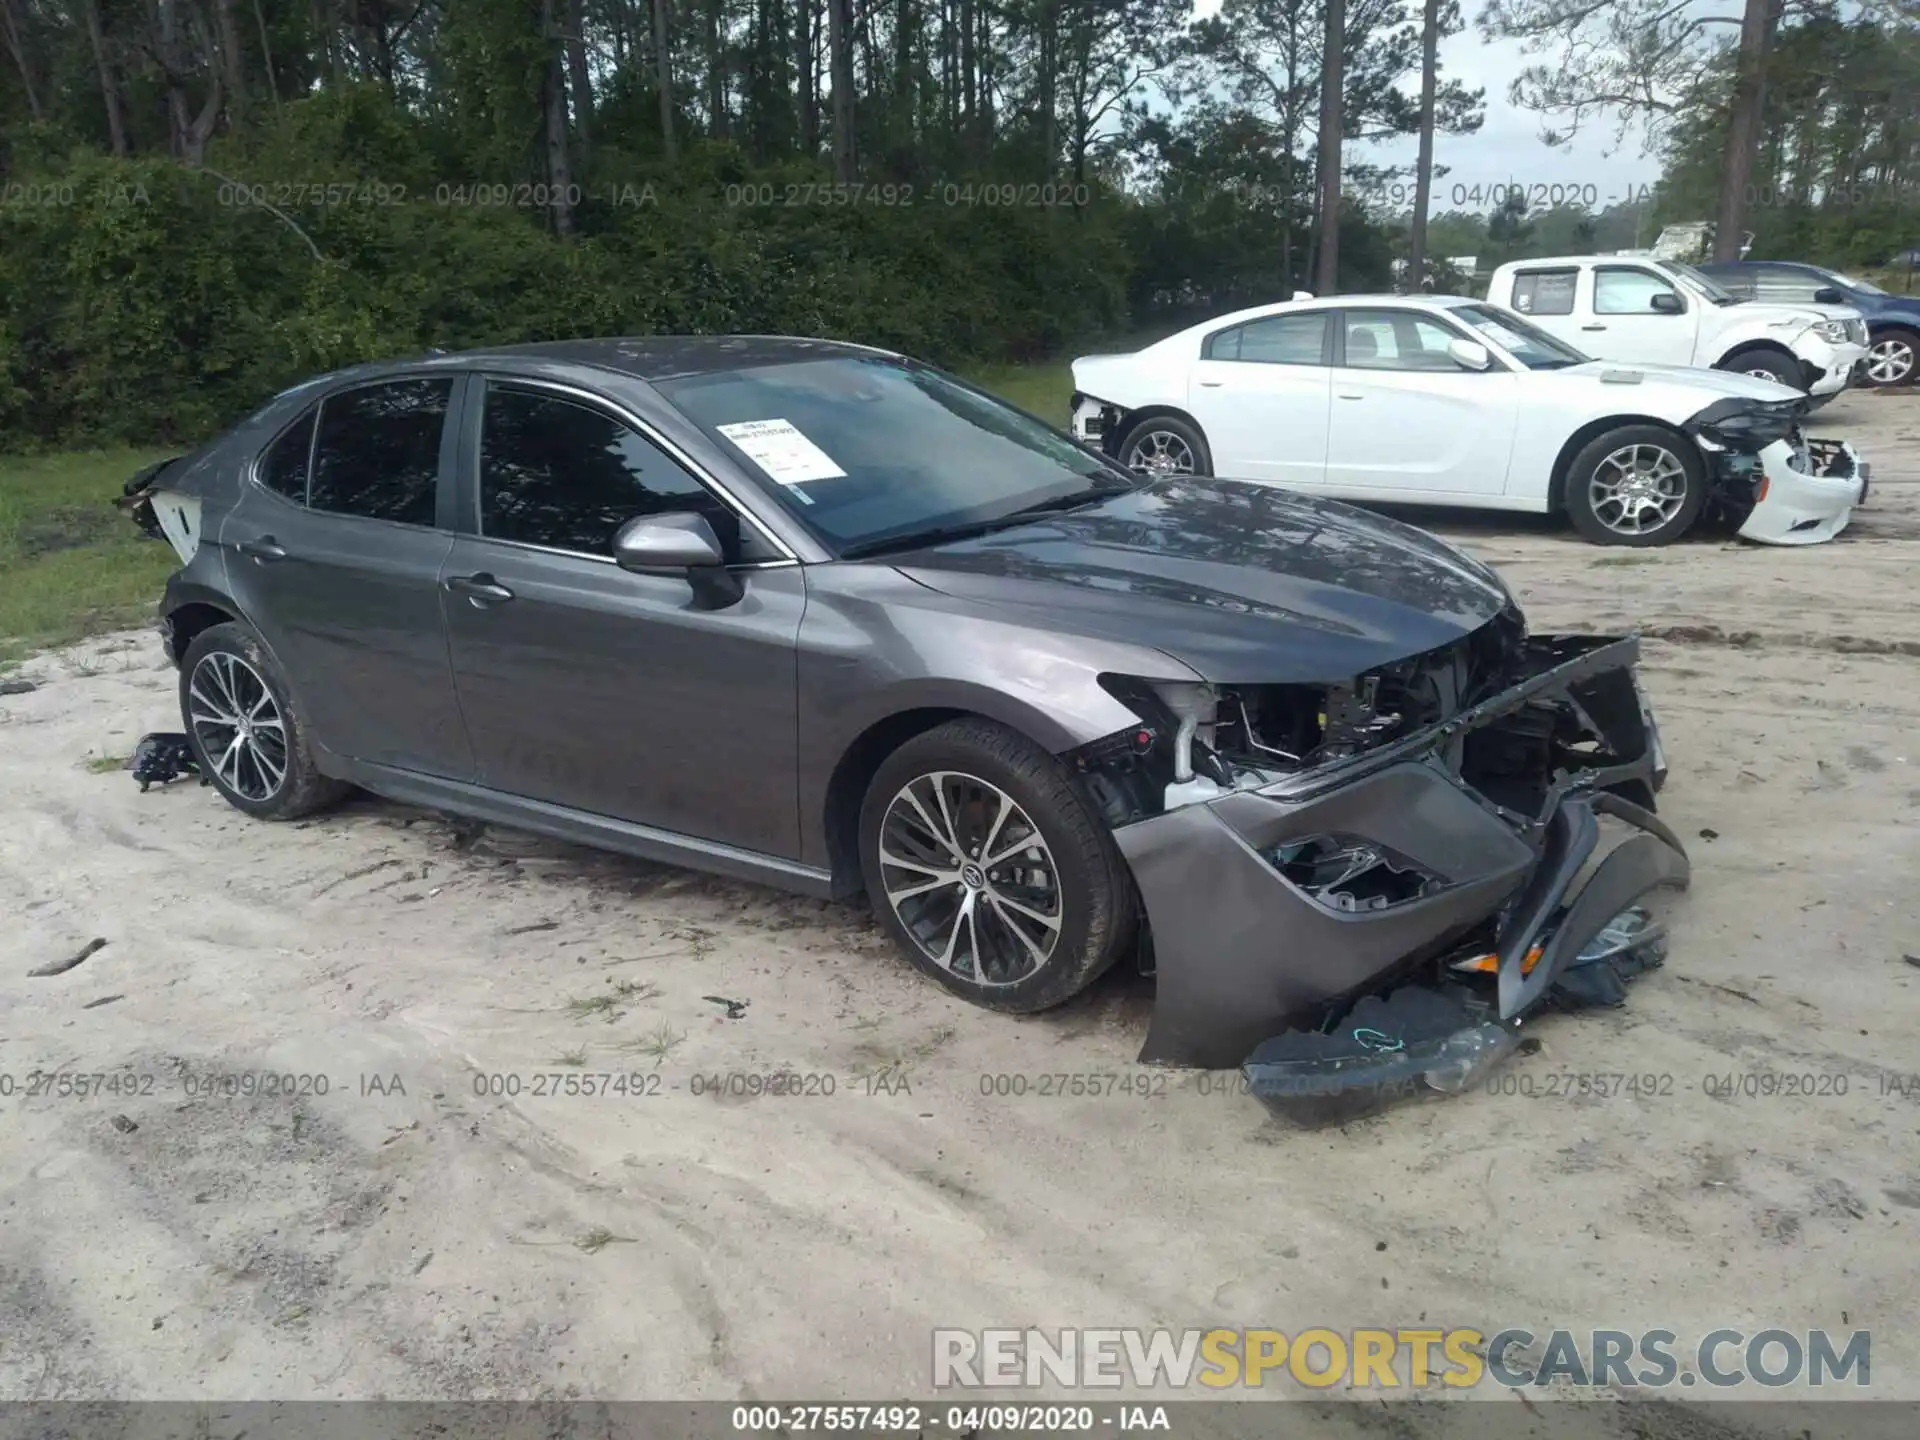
[1668,262,1740,305]
[657,356,1135,556]
[1451,303,1590,370]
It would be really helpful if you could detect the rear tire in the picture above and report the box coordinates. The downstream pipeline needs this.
[178,622,348,820]
[1867,327,1918,388]
[1719,347,1802,390]
[1564,425,1707,547]
[858,718,1136,1014]
[1117,415,1213,479]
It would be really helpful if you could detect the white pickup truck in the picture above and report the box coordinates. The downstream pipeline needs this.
[1485,255,1870,401]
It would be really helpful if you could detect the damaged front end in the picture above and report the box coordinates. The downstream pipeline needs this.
[1075,610,1689,1118]
[1686,397,1869,546]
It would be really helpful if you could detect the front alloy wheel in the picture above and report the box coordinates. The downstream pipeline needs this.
[877,771,1062,987]
[856,717,1136,1013]
[1587,443,1689,538]
[188,650,288,802]
[1867,334,1916,387]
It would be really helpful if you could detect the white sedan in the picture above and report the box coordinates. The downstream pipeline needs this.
[1069,295,1869,546]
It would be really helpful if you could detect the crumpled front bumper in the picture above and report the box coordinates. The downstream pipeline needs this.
[1112,635,1689,1069]
[1734,438,1869,545]
[1795,337,1871,396]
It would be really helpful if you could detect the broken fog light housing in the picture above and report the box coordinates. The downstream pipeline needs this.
[1266,835,1445,913]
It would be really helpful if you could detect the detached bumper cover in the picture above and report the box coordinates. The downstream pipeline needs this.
[1114,635,1689,1069]
[1734,438,1868,545]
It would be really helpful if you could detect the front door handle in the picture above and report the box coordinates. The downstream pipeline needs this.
[237,536,287,562]
[444,572,515,606]
[1197,380,1224,388]
[1581,324,1608,331]
[1336,391,1365,400]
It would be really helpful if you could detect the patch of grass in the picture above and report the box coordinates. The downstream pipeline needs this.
[574,1227,635,1254]
[553,1048,588,1067]
[84,752,130,774]
[631,1019,685,1065]
[964,362,1075,425]
[1590,554,1661,567]
[0,448,177,666]
[564,977,660,1022]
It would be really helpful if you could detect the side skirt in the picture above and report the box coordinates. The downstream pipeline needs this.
[324,756,838,900]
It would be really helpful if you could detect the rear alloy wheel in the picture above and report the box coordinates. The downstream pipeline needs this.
[179,621,347,820]
[1867,329,1917,387]
[858,719,1135,1013]
[1117,415,1212,479]
[1564,425,1707,547]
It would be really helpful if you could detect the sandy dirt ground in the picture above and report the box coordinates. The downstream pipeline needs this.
[1,392,1917,1432]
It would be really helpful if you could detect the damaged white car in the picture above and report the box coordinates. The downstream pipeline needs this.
[1070,295,1870,547]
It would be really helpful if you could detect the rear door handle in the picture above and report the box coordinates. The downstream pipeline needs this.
[1197,380,1224,388]
[1581,324,1608,331]
[237,536,287,562]
[444,572,515,606]
[1336,391,1365,400]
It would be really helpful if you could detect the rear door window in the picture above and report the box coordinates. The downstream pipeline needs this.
[308,378,454,527]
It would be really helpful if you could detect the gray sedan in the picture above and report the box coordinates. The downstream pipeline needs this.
[122,336,1687,1076]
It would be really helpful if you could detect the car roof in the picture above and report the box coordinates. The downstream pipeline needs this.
[1193,294,1483,333]
[455,334,895,381]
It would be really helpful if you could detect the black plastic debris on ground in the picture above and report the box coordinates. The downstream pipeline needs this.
[1244,913,1669,1128]
[1243,987,1518,1129]
[131,732,199,791]
[0,679,38,696]
[703,995,749,1020]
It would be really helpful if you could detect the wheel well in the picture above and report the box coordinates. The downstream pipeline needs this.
[822,707,968,897]
[1872,321,1919,339]
[1547,416,1697,513]
[165,601,237,664]
[1713,340,1797,371]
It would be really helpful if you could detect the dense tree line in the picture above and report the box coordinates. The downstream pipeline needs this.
[0,0,1481,446]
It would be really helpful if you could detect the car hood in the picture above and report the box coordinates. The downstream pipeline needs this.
[1562,360,1804,401]
[889,480,1514,685]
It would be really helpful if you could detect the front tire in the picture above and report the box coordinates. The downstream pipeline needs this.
[1564,425,1707,547]
[858,718,1136,1014]
[1867,327,1918,388]
[1117,414,1212,479]
[178,622,347,820]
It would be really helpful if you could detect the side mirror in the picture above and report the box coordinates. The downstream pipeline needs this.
[1447,338,1494,371]
[1649,292,1683,314]
[1813,285,1845,305]
[612,511,743,608]
[613,511,725,573]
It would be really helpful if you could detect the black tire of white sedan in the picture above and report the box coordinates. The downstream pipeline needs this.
[1867,326,1918,388]
[1564,425,1708,547]
[178,621,347,820]
[859,718,1137,1013]
[1117,415,1212,479]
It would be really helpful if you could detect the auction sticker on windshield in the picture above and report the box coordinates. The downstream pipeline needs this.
[716,419,847,496]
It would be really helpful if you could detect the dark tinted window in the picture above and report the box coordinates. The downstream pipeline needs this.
[308,378,452,526]
[258,407,317,502]
[1510,268,1578,316]
[479,385,772,562]
[1204,312,1327,363]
